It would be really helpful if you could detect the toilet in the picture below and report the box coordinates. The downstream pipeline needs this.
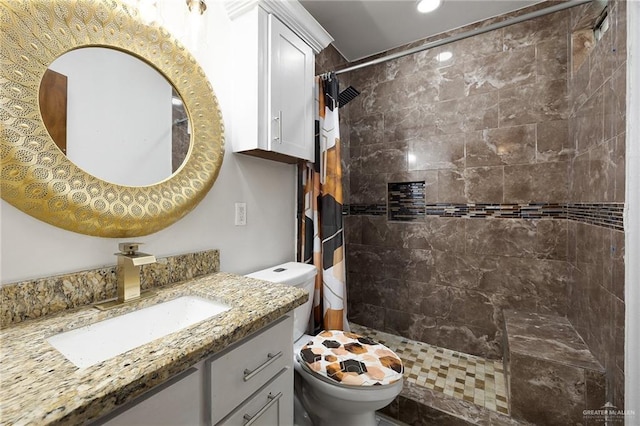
[246,262,403,426]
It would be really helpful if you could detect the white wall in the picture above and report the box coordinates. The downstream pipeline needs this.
[0,1,297,284]
[50,48,173,187]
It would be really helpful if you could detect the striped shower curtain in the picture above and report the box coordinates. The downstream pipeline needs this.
[300,74,347,333]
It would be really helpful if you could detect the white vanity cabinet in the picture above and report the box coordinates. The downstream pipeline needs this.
[228,0,332,163]
[94,315,294,426]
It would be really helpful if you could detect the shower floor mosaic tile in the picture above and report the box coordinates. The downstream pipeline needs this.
[350,324,510,415]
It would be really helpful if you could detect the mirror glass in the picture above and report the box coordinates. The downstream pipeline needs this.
[39,47,190,187]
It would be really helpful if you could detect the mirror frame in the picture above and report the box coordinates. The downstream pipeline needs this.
[0,0,224,237]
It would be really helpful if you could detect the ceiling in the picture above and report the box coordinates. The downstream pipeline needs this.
[299,0,543,62]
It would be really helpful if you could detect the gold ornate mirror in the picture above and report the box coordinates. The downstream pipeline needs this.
[0,0,224,237]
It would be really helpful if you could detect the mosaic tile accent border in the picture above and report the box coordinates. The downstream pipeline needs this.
[0,249,220,328]
[566,203,624,230]
[346,202,624,230]
[351,323,509,415]
[388,181,425,221]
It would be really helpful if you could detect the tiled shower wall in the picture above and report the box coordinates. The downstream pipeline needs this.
[567,0,626,408]
[315,0,626,405]
[328,7,575,359]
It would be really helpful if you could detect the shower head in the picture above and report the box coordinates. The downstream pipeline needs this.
[338,86,360,108]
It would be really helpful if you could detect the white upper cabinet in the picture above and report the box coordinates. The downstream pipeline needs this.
[227,0,332,164]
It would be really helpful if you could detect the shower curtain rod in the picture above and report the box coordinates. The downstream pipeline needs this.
[326,0,593,76]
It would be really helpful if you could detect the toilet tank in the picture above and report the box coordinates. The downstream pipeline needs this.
[246,262,317,341]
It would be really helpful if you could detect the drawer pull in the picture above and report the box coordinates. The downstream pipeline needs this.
[273,111,283,144]
[243,351,283,382]
[243,392,282,425]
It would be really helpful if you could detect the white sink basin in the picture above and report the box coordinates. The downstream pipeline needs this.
[47,295,230,369]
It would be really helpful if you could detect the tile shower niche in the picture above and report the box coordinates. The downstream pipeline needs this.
[388,181,425,221]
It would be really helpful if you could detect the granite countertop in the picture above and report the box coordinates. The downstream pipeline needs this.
[0,272,307,425]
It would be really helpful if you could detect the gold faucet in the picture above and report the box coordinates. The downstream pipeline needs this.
[95,242,156,310]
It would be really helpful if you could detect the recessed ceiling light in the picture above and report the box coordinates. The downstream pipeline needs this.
[436,51,453,62]
[416,0,442,14]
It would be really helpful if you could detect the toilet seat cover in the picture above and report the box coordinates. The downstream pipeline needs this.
[298,330,403,387]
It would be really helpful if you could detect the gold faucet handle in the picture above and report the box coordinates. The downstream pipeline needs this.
[118,242,144,255]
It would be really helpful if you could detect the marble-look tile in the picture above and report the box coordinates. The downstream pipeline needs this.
[466,125,536,167]
[575,221,606,264]
[348,302,386,331]
[613,295,625,372]
[349,171,387,204]
[604,64,626,142]
[569,150,590,202]
[438,169,467,203]
[588,23,617,98]
[384,104,437,143]
[503,161,569,203]
[435,92,499,135]
[344,216,363,245]
[355,141,408,175]
[610,0,627,71]
[571,28,594,74]
[434,252,484,290]
[503,10,569,50]
[510,352,586,425]
[463,167,504,203]
[358,71,439,117]
[463,46,536,97]
[535,219,568,261]
[611,230,625,301]
[408,134,465,171]
[479,258,569,314]
[398,396,474,426]
[614,366,625,410]
[438,65,467,101]
[536,119,572,162]
[505,311,606,425]
[573,86,605,154]
[465,219,537,258]
[499,79,568,127]
[586,369,606,411]
[570,1,604,32]
[504,310,603,371]
[442,30,504,65]
[588,139,615,202]
[384,308,436,341]
[402,217,465,253]
[613,133,626,202]
[383,247,436,282]
[349,113,384,147]
[360,216,404,248]
[346,243,386,277]
[536,37,568,80]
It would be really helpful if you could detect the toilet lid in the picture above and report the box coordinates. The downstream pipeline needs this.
[298,330,403,387]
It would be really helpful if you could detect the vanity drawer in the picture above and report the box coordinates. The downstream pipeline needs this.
[209,315,293,425]
[217,367,293,426]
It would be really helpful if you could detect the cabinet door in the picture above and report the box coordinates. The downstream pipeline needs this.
[96,365,205,426]
[268,14,314,162]
[217,367,293,426]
